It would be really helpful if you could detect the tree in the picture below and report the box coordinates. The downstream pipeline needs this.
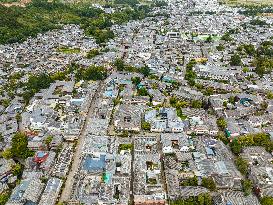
[45,136,53,149]
[86,49,100,59]
[120,131,129,138]
[1,149,12,159]
[201,177,217,191]
[242,67,249,73]
[0,192,10,205]
[185,59,197,86]
[191,100,202,109]
[216,44,225,51]
[114,58,126,71]
[180,176,198,186]
[260,101,268,111]
[83,65,107,81]
[216,132,229,145]
[23,73,53,103]
[205,35,213,43]
[131,77,141,86]
[243,44,256,56]
[229,96,236,104]
[141,121,151,131]
[230,53,242,66]
[12,163,23,176]
[11,132,34,159]
[242,179,253,196]
[235,156,248,176]
[260,196,273,205]
[204,87,214,96]
[216,117,227,130]
[15,113,21,122]
[140,65,150,77]
[176,108,187,120]
[221,32,233,41]
[137,87,149,96]
[230,139,242,155]
[266,91,273,99]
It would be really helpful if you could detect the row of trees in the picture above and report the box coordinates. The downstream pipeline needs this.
[184,59,197,86]
[238,6,273,16]
[170,96,204,109]
[21,63,108,103]
[230,133,273,155]
[113,58,151,77]
[180,176,217,192]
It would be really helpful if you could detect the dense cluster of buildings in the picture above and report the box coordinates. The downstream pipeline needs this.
[0,0,273,204]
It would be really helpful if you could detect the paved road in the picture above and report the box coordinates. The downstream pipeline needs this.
[59,81,103,202]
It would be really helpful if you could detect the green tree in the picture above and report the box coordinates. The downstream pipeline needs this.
[0,133,3,142]
[114,58,126,71]
[191,100,202,109]
[242,67,250,73]
[221,32,233,41]
[120,131,129,138]
[216,132,229,145]
[205,35,213,43]
[83,65,107,81]
[45,135,53,149]
[185,59,197,86]
[23,73,53,103]
[131,77,141,86]
[216,44,225,51]
[242,179,253,196]
[260,101,268,111]
[140,65,150,77]
[0,192,11,205]
[230,139,242,155]
[216,117,227,130]
[266,91,273,99]
[204,87,214,96]
[260,196,273,205]
[12,163,23,176]
[230,53,242,66]
[229,96,236,104]
[201,177,217,191]
[11,132,34,159]
[180,176,198,186]
[235,156,248,176]
[15,113,21,122]
[86,49,100,59]
[1,149,12,159]
[137,87,149,96]
[141,121,151,131]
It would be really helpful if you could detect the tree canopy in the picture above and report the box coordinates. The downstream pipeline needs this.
[0,0,153,44]
[11,132,34,159]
